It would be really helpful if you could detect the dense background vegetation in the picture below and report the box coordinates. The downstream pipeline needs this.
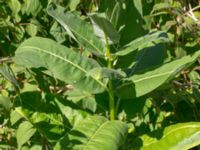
[1,0,200,149]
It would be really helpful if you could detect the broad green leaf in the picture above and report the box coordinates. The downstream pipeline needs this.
[64,88,97,113]
[88,68,126,80]
[0,95,12,111]
[64,88,92,101]
[26,23,37,37]
[29,19,44,35]
[16,121,36,149]
[116,31,168,56]
[0,142,15,149]
[63,89,97,112]
[133,122,200,150]
[50,22,66,43]
[129,43,166,74]
[68,0,80,11]
[21,82,38,92]
[0,63,20,89]
[47,3,105,56]
[81,96,97,113]
[12,25,25,41]
[116,43,166,70]
[15,92,68,141]
[133,0,143,17]
[30,145,42,150]
[8,0,21,17]
[117,50,200,98]
[21,146,29,150]
[14,37,107,94]
[54,116,128,150]
[110,2,121,28]
[22,145,42,150]
[99,0,116,18]
[90,13,120,44]
[151,3,172,14]
[118,0,145,46]
[55,98,90,126]
[10,110,23,125]
[22,0,42,17]
[189,70,200,83]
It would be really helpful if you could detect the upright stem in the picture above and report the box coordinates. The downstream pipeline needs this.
[104,33,115,121]
[108,61,115,121]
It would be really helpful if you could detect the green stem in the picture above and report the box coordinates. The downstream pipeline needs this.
[108,77,115,121]
[104,33,115,121]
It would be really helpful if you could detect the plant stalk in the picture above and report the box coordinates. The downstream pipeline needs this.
[104,33,115,121]
[108,60,115,120]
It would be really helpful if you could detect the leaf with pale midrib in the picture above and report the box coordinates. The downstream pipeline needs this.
[134,122,200,150]
[116,50,200,98]
[47,3,105,57]
[115,31,169,56]
[14,37,107,94]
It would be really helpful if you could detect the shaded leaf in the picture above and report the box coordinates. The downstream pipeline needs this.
[130,43,166,74]
[110,2,121,28]
[0,63,20,89]
[55,98,90,127]
[54,116,128,150]
[98,0,116,19]
[118,0,145,46]
[15,92,67,141]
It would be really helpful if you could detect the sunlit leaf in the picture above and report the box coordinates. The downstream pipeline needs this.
[47,3,105,56]
[0,95,11,111]
[116,31,169,56]
[14,37,107,94]
[133,122,200,150]
[117,50,200,98]
[8,0,21,17]
[16,121,36,149]
[90,13,120,44]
